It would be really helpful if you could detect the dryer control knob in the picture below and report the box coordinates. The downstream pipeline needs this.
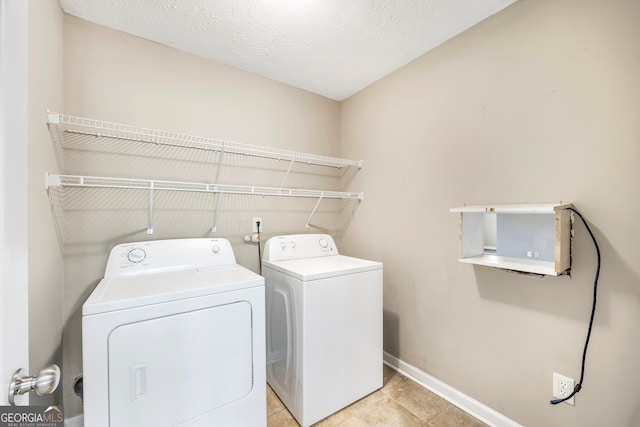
[280,242,286,250]
[212,245,221,254]
[289,241,297,249]
[319,238,329,248]
[127,248,146,263]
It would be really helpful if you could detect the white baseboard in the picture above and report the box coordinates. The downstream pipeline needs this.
[64,414,83,427]
[383,352,522,427]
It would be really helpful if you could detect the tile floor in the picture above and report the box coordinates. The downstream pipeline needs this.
[267,365,489,427]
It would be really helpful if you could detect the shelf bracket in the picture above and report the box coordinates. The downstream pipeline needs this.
[214,147,225,182]
[45,172,61,189]
[209,148,226,233]
[305,192,324,229]
[279,157,296,189]
[147,183,154,235]
[211,190,224,233]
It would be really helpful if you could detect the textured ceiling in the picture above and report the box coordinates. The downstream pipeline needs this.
[59,0,517,100]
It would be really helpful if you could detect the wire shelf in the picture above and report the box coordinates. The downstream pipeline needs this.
[46,173,363,236]
[47,112,363,169]
[45,112,365,238]
[46,174,363,200]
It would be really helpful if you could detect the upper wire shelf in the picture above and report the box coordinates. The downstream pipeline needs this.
[46,112,363,170]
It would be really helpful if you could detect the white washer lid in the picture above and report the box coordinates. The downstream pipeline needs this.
[262,255,382,281]
[83,264,263,316]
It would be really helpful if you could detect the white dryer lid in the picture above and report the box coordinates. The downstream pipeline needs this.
[83,264,263,316]
[262,255,382,281]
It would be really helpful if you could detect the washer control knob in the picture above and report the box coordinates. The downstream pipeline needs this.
[212,245,221,254]
[127,248,146,263]
[289,241,297,249]
[280,242,286,250]
[319,238,329,248]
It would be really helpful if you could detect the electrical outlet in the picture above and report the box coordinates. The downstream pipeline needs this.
[553,372,575,406]
[252,217,262,233]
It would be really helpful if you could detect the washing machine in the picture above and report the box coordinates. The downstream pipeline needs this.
[262,234,383,427]
[82,238,265,427]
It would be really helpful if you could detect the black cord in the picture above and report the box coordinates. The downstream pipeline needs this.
[257,221,262,275]
[550,207,601,405]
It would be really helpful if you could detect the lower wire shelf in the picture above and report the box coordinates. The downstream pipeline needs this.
[45,173,363,236]
[45,173,363,200]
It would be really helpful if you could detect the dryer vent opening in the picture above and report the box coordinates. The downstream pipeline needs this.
[73,375,83,402]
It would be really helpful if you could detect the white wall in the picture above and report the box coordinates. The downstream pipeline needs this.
[0,0,30,405]
[340,0,640,426]
[27,0,64,406]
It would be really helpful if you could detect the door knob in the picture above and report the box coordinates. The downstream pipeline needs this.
[8,364,60,405]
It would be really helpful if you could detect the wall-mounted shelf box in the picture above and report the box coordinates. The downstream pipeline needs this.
[449,203,573,276]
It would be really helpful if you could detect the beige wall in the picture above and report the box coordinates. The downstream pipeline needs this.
[340,0,640,426]
[33,0,639,424]
[61,15,342,418]
[27,0,64,405]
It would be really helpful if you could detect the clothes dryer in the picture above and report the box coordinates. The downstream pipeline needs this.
[82,238,265,427]
[262,234,382,427]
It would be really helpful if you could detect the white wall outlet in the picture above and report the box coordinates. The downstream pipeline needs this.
[553,372,575,406]
[252,217,262,233]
